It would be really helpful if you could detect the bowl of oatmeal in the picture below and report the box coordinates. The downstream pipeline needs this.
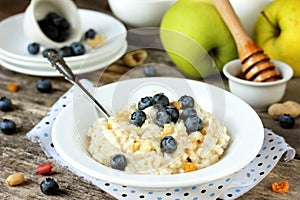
[52,77,264,190]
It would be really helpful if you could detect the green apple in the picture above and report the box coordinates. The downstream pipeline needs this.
[160,0,238,78]
[253,0,300,77]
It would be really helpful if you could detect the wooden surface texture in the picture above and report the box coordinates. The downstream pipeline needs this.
[0,1,299,199]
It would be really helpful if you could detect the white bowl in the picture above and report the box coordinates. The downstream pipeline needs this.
[52,77,264,192]
[23,0,82,48]
[108,0,177,27]
[223,59,293,110]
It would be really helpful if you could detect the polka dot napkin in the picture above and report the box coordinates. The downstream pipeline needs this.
[27,80,296,200]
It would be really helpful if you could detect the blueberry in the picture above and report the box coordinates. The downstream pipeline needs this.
[161,136,177,153]
[184,116,203,134]
[155,110,172,127]
[71,42,85,56]
[38,12,70,42]
[110,154,127,171]
[27,43,40,55]
[152,93,169,108]
[181,107,197,121]
[42,48,57,58]
[143,66,157,77]
[279,114,295,129]
[40,178,59,195]
[43,24,59,41]
[0,119,16,135]
[179,95,194,109]
[85,28,97,39]
[52,16,69,30]
[45,12,60,21]
[0,97,13,111]
[165,106,179,123]
[138,96,153,110]
[36,79,52,93]
[131,110,146,127]
[58,46,73,57]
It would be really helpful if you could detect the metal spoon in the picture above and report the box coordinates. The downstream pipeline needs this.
[46,51,110,119]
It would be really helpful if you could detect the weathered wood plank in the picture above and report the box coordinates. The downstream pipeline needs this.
[0,1,299,200]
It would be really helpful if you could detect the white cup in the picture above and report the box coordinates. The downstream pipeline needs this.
[23,0,82,48]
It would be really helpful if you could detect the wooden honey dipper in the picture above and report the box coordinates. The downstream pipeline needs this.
[212,0,282,82]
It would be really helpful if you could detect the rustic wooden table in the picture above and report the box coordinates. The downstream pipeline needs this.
[0,1,299,200]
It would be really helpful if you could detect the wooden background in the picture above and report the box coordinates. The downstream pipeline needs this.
[0,1,299,199]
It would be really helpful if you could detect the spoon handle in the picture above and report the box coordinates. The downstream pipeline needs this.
[46,51,110,118]
[212,0,263,62]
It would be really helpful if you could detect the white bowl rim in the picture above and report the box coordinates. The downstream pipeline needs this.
[52,77,264,189]
[223,59,293,87]
[108,0,177,2]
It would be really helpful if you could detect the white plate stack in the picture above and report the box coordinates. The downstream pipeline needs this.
[0,9,127,76]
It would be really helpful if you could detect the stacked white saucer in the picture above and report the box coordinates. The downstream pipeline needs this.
[0,9,127,77]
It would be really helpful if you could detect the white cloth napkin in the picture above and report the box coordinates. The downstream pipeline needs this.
[27,81,295,200]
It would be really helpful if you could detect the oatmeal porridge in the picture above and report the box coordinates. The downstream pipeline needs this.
[87,93,230,175]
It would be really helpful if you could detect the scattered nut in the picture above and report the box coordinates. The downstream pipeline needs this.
[182,162,198,172]
[161,124,174,139]
[107,123,112,130]
[130,141,141,152]
[6,82,19,92]
[36,162,53,175]
[170,101,181,110]
[268,100,300,120]
[106,64,129,74]
[6,173,25,186]
[123,49,148,67]
[86,34,106,48]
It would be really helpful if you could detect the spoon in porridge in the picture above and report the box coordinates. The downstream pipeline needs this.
[46,51,110,119]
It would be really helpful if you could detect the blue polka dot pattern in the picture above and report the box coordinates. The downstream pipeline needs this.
[219,129,295,200]
[26,81,296,200]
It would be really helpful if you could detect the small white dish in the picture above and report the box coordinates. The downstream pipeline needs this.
[23,0,82,48]
[0,41,127,76]
[0,9,126,63]
[223,59,293,110]
[0,40,126,70]
[108,0,177,27]
[52,77,264,189]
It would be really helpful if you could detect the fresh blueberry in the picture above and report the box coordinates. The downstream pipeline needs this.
[38,12,70,42]
[43,24,59,41]
[42,48,57,58]
[40,178,59,195]
[184,116,203,134]
[0,119,16,135]
[0,97,13,112]
[110,154,127,171]
[138,96,153,110]
[161,136,177,153]
[131,110,146,127]
[181,107,197,121]
[52,16,69,30]
[71,42,85,56]
[155,110,172,127]
[45,12,60,21]
[165,106,179,123]
[143,66,157,77]
[279,114,295,129]
[36,79,52,93]
[179,95,194,109]
[85,28,97,39]
[27,43,40,55]
[152,93,169,108]
[58,46,73,57]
